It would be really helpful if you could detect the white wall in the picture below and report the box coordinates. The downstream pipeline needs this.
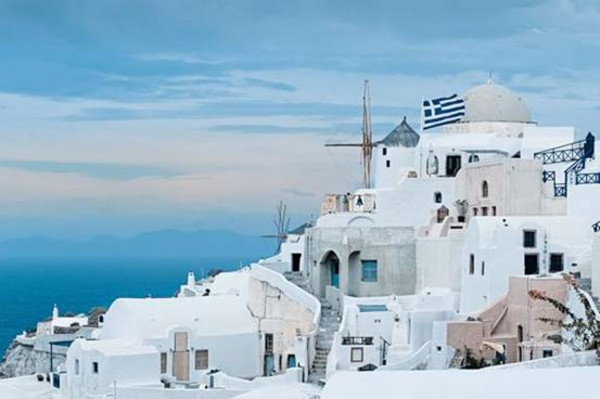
[568,184,600,226]
[520,126,575,159]
[146,328,261,381]
[415,236,464,292]
[460,217,593,314]
[258,234,306,274]
[66,341,160,399]
[373,146,416,188]
[592,235,600,298]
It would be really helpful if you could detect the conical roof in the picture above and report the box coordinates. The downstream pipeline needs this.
[378,116,420,147]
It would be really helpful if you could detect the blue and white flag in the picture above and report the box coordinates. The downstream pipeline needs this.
[422,94,465,130]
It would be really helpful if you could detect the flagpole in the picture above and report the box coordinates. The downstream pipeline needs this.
[419,96,424,177]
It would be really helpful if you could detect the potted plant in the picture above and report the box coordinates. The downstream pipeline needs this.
[453,199,469,223]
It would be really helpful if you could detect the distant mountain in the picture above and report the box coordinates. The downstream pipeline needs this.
[0,229,275,259]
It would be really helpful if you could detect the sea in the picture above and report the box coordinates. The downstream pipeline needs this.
[0,257,251,355]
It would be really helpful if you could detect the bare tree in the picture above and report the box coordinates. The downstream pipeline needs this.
[261,201,291,253]
[528,273,600,359]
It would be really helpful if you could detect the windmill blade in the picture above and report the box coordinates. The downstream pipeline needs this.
[361,79,373,188]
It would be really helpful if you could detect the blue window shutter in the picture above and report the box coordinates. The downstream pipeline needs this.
[361,260,378,282]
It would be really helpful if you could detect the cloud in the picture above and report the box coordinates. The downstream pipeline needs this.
[0,160,181,180]
[281,188,315,198]
[1,0,600,240]
[242,78,295,92]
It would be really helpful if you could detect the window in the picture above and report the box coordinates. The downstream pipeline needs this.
[382,148,387,156]
[492,206,497,216]
[426,155,439,176]
[446,155,462,177]
[481,261,485,276]
[291,253,301,272]
[434,191,442,204]
[481,207,488,216]
[265,333,274,353]
[517,325,524,343]
[350,347,364,363]
[482,181,489,198]
[386,160,391,168]
[524,253,539,275]
[195,350,209,370]
[92,362,99,374]
[473,208,478,216]
[287,354,296,368]
[523,230,537,248]
[550,253,564,273]
[361,260,378,282]
[542,349,553,358]
[468,154,480,163]
[160,353,167,374]
[74,359,79,375]
[436,206,449,223]
[469,254,475,275]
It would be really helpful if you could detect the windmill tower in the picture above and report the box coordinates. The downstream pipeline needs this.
[325,79,375,189]
[361,80,373,189]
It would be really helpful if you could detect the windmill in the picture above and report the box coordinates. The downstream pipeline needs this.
[261,201,291,253]
[325,79,374,189]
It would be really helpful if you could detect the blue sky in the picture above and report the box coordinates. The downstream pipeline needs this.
[1,0,599,240]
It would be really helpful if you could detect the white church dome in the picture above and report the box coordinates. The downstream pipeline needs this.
[462,82,531,123]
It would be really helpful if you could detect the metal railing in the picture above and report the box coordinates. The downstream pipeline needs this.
[341,336,374,345]
[534,139,586,165]
[576,173,600,185]
[542,170,556,183]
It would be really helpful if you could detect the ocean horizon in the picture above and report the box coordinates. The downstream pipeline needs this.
[0,256,254,354]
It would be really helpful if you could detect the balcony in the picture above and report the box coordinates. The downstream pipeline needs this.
[341,336,374,345]
[321,193,376,215]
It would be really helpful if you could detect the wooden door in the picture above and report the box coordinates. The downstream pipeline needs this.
[173,332,190,381]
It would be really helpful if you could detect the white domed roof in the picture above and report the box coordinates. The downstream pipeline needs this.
[462,82,531,123]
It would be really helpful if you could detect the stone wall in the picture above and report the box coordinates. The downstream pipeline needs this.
[0,341,65,378]
[306,225,416,297]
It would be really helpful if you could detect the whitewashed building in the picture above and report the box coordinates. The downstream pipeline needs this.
[36,305,88,337]
[180,265,320,377]
[257,223,312,274]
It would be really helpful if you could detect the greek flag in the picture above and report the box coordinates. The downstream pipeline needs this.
[422,94,465,130]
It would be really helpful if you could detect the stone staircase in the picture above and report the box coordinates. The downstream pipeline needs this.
[282,272,341,385]
[283,271,312,293]
[308,302,340,385]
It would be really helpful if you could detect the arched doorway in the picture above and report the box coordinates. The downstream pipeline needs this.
[321,251,340,290]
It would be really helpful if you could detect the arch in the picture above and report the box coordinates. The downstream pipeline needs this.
[436,205,449,223]
[426,154,439,176]
[347,216,375,227]
[434,191,442,204]
[348,250,362,296]
[482,180,489,198]
[320,250,341,291]
[319,250,340,265]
